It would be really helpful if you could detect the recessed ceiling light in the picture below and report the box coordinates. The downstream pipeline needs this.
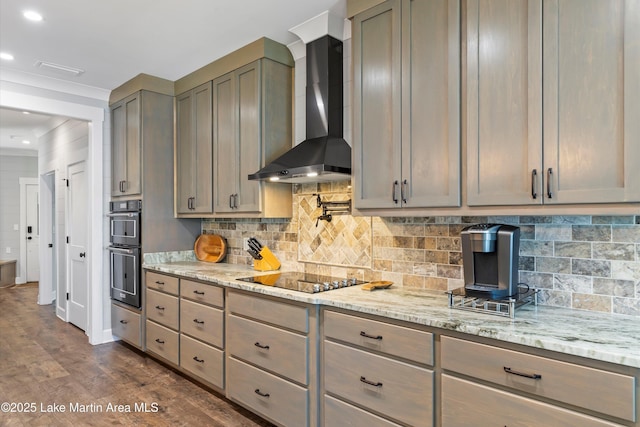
[0,52,14,61]
[22,140,31,145]
[23,10,43,22]
[22,111,31,115]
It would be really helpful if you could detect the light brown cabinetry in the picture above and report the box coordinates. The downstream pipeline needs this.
[111,92,141,197]
[467,0,640,206]
[175,82,213,215]
[352,0,460,210]
[322,310,435,426]
[145,273,180,365]
[212,59,292,217]
[441,335,636,426]
[226,290,315,426]
[111,302,142,348]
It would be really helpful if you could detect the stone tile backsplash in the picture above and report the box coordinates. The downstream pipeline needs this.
[202,184,639,316]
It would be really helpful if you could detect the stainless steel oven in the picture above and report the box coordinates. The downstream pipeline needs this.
[108,200,142,308]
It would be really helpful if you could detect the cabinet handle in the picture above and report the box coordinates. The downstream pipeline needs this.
[254,389,270,398]
[392,180,399,204]
[155,281,165,285]
[193,356,205,363]
[360,376,383,387]
[193,319,204,324]
[155,338,165,344]
[401,179,408,204]
[531,169,538,199]
[155,305,165,310]
[546,168,553,199]
[233,194,239,208]
[193,290,205,295]
[187,197,191,210]
[503,366,542,380]
[254,342,270,350]
[229,194,234,209]
[119,320,128,324]
[360,331,383,340]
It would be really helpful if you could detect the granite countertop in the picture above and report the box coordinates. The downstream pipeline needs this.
[144,260,640,369]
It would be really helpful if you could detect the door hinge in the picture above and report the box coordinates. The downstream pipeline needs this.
[66,236,69,244]
[66,179,69,187]
[66,293,69,301]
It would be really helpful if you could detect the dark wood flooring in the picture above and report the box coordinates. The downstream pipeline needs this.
[0,286,274,426]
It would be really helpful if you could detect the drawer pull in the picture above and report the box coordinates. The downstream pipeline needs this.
[119,320,128,324]
[504,366,542,380]
[193,356,205,363]
[155,281,165,285]
[193,319,205,324]
[155,338,165,344]
[254,389,270,398]
[360,376,383,388]
[254,342,270,350]
[155,305,165,311]
[193,290,205,295]
[360,331,383,340]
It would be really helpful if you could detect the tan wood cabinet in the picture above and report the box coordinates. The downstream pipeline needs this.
[111,302,142,349]
[467,0,640,206]
[353,0,461,210]
[441,335,636,426]
[111,92,141,197]
[145,276,180,365]
[322,309,435,426]
[175,82,213,215]
[212,59,292,218]
[226,290,316,426]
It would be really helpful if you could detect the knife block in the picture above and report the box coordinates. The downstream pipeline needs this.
[254,246,281,271]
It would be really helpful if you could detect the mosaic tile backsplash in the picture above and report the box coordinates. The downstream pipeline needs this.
[202,183,640,316]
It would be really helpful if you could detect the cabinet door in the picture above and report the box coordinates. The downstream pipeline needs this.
[111,93,141,197]
[213,72,238,214]
[543,0,640,203]
[235,62,262,213]
[401,0,460,207]
[466,0,543,206]
[175,91,194,213]
[353,0,403,209]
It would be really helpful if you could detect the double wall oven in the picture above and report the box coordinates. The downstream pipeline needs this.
[108,200,142,308]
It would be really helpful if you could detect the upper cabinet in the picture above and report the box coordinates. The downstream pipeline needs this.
[352,0,461,210]
[467,0,640,206]
[212,59,292,218]
[111,92,141,197]
[175,82,213,215]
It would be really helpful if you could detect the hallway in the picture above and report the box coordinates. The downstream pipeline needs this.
[0,286,273,426]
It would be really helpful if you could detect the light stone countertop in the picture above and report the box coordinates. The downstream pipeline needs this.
[144,260,640,369]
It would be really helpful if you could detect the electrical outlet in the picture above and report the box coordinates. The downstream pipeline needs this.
[5,247,10,254]
[243,238,250,251]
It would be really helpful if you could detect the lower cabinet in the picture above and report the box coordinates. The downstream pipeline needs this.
[226,290,315,427]
[111,302,142,349]
[322,309,435,427]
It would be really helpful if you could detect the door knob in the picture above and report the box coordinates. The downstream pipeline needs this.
[27,236,32,240]
[79,252,86,258]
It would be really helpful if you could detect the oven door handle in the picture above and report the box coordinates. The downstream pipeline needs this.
[107,246,134,254]
[107,212,139,218]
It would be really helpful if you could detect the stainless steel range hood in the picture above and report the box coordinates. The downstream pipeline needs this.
[249,35,351,183]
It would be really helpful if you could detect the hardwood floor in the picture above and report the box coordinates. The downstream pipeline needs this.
[0,286,274,426]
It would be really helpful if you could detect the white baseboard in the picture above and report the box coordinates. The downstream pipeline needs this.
[14,276,26,285]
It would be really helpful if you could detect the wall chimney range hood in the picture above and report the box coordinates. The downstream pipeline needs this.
[248,35,351,183]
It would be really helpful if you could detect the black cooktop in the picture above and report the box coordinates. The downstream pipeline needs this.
[236,272,365,293]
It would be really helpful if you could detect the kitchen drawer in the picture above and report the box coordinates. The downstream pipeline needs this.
[180,334,224,389]
[441,336,635,422]
[227,357,308,427]
[111,303,141,348]
[324,395,402,427]
[146,288,179,330]
[181,279,223,307]
[145,320,179,365]
[324,310,433,365]
[146,271,179,295]
[227,314,308,385]
[227,290,308,333]
[180,299,224,348]
[442,374,623,427]
[324,340,433,427]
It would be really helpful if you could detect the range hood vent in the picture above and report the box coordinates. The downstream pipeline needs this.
[249,35,351,183]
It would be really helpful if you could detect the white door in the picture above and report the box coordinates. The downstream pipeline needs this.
[67,161,87,330]
[25,183,40,282]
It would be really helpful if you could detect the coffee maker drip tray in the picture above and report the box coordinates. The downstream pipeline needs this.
[447,286,538,319]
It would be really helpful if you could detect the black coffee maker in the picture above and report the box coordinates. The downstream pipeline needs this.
[461,224,520,299]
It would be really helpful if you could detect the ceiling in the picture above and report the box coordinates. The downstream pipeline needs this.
[0,0,346,153]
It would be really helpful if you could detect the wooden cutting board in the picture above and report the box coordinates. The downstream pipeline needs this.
[194,234,227,263]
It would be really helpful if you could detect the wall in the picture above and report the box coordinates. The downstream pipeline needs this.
[0,154,38,261]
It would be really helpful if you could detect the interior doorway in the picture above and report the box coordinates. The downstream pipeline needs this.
[39,171,56,305]
[18,177,39,285]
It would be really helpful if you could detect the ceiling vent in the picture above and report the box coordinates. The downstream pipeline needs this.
[35,60,84,76]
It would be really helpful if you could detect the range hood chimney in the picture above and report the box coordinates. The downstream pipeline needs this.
[248,34,351,183]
